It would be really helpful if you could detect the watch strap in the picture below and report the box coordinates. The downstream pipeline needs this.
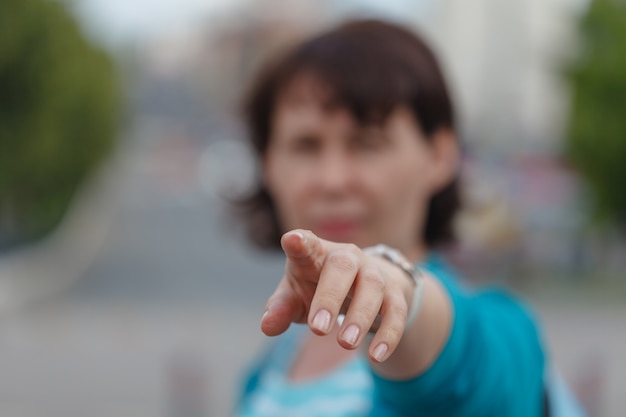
[363,244,425,331]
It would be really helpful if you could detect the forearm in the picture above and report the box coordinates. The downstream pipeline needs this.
[367,273,546,417]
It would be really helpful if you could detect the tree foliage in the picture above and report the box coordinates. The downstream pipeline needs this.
[0,0,120,249]
[566,0,626,228]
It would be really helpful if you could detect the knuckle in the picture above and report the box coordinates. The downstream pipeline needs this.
[326,250,358,272]
[348,304,375,323]
[315,288,346,306]
[384,297,409,326]
[360,269,386,291]
[345,243,360,255]
[377,325,403,346]
[380,324,404,344]
[387,300,408,323]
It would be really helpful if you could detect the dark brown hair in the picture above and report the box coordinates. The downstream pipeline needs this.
[236,18,461,249]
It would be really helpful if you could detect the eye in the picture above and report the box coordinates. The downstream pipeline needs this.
[290,135,320,154]
[353,128,387,151]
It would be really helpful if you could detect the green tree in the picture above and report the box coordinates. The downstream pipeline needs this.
[566,0,626,229]
[0,0,120,250]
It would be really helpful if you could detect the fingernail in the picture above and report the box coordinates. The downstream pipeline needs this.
[293,231,306,243]
[372,343,388,362]
[261,309,271,326]
[312,309,331,333]
[342,324,360,346]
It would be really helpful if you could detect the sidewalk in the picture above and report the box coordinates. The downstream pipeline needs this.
[1,140,624,416]
[0,295,625,417]
[0,154,126,314]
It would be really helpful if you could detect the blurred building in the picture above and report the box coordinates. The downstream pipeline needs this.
[121,0,607,278]
[416,0,590,278]
[1,2,624,417]
[428,0,579,155]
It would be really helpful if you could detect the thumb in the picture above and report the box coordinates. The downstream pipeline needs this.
[262,229,327,336]
[261,279,306,336]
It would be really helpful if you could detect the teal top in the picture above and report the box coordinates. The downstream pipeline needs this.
[234,255,581,417]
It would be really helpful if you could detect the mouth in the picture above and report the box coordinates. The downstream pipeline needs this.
[313,219,362,242]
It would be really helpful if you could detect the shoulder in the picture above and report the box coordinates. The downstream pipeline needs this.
[420,253,542,331]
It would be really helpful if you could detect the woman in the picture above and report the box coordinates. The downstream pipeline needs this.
[233,18,584,417]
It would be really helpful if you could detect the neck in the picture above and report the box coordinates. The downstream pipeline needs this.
[402,241,429,264]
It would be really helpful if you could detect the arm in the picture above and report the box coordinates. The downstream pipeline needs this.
[369,270,452,379]
[261,229,546,416]
[260,229,450,370]
[371,267,547,416]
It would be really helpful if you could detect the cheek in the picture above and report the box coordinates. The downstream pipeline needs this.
[372,160,428,220]
[387,174,421,213]
[265,160,311,225]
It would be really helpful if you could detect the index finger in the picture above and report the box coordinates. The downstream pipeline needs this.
[281,229,327,282]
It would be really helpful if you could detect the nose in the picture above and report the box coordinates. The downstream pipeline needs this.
[316,149,355,194]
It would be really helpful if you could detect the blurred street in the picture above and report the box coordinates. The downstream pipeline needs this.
[0,138,284,417]
[0,138,625,417]
[1,1,625,416]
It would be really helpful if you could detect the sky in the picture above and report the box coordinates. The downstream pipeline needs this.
[68,0,431,48]
[67,0,589,50]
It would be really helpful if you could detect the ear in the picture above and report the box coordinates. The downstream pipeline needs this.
[427,128,460,193]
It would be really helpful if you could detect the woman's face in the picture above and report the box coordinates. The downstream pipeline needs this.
[263,77,457,259]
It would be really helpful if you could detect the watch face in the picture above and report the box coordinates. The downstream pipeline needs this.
[388,249,404,263]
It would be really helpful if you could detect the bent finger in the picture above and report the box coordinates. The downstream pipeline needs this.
[337,265,385,349]
[367,293,408,363]
[308,245,361,335]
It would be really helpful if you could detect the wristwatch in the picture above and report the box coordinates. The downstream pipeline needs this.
[362,244,425,331]
[362,244,420,285]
